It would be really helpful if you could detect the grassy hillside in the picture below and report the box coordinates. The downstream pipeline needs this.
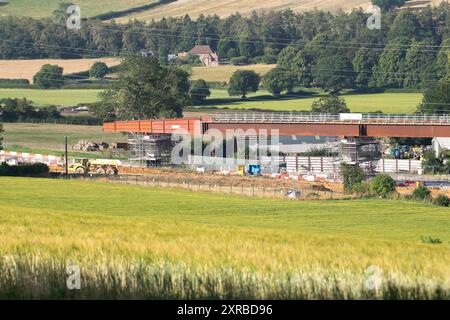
[0,0,155,18]
[0,58,121,83]
[0,177,448,299]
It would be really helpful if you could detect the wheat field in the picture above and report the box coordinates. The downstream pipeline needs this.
[116,0,372,21]
[0,177,448,299]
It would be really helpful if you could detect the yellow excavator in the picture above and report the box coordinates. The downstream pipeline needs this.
[68,158,120,175]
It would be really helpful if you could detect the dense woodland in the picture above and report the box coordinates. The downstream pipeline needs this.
[1,3,450,92]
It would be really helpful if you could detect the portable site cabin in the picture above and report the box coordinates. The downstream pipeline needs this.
[432,138,450,157]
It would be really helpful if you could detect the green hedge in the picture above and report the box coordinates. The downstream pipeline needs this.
[91,0,176,20]
[0,162,49,176]
[0,78,32,89]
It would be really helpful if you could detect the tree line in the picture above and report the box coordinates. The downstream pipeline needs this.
[1,2,450,89]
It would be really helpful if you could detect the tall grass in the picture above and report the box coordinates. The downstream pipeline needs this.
[1,254,448,299]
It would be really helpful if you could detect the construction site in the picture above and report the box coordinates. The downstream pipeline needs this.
[101,112,450,175]
[2,112,450,196]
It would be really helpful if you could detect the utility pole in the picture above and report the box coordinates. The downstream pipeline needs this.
[64,136,68,176]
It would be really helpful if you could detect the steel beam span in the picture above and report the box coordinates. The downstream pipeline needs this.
[103,114,450,138]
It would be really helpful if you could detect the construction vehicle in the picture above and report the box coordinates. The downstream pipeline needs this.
[68,158,121,175]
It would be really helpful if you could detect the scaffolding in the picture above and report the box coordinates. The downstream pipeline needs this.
[128,133,174,167]
[338,137,382,175]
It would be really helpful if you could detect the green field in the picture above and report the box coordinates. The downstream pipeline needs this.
[2,123,126,157]
[200,90,424,114]
[0,177,448,299]
[0,0,156,18]
[190,64,276,82]
[0,88,423,113]
[0,89,102,106]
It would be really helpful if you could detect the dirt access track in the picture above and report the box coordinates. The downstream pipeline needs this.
[50,164,343,193]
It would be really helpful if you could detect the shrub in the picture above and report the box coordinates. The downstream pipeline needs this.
[0,78,31,88]
[371,174,396,197]
[89,62,109,79]
[411,185,431,201]
[230,56,249,65]
[421,236,442,244]
[352,182,372,196]
[189,79,211,105]
[434,194,450,207]
[340,163,366,194]
[311,95,350,113]
[0,163,49,176]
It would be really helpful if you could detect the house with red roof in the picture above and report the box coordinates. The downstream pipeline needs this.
[178,45,220,67]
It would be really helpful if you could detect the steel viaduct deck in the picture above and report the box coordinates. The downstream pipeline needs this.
[103,113,450,138]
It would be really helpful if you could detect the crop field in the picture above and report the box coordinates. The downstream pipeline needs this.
[199,90,423,114]
[0,58,121,83]
[0,89,102,106]
[115,0,370,21]
[0,0,155,18]
[0,177,448,299]
[2,123,126,157]
[114,0,444,21]
[190,64,276,83]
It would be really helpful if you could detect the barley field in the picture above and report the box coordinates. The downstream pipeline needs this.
[114,0,444,21]
[0,177,448,299]
[0,58,121,83]
[116,0,371,21]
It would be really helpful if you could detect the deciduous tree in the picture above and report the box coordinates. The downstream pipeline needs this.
[96,55,190,120]
[33,64,64,89]
[228,70,260,98]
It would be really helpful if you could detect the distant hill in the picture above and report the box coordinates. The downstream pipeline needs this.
[115,0,370,21]
[0,0,445,20]
[114,0,446,22]
[0,0,157,18]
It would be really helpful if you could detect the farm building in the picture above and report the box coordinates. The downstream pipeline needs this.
[179,45,220,67]
[140,49,155,57]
